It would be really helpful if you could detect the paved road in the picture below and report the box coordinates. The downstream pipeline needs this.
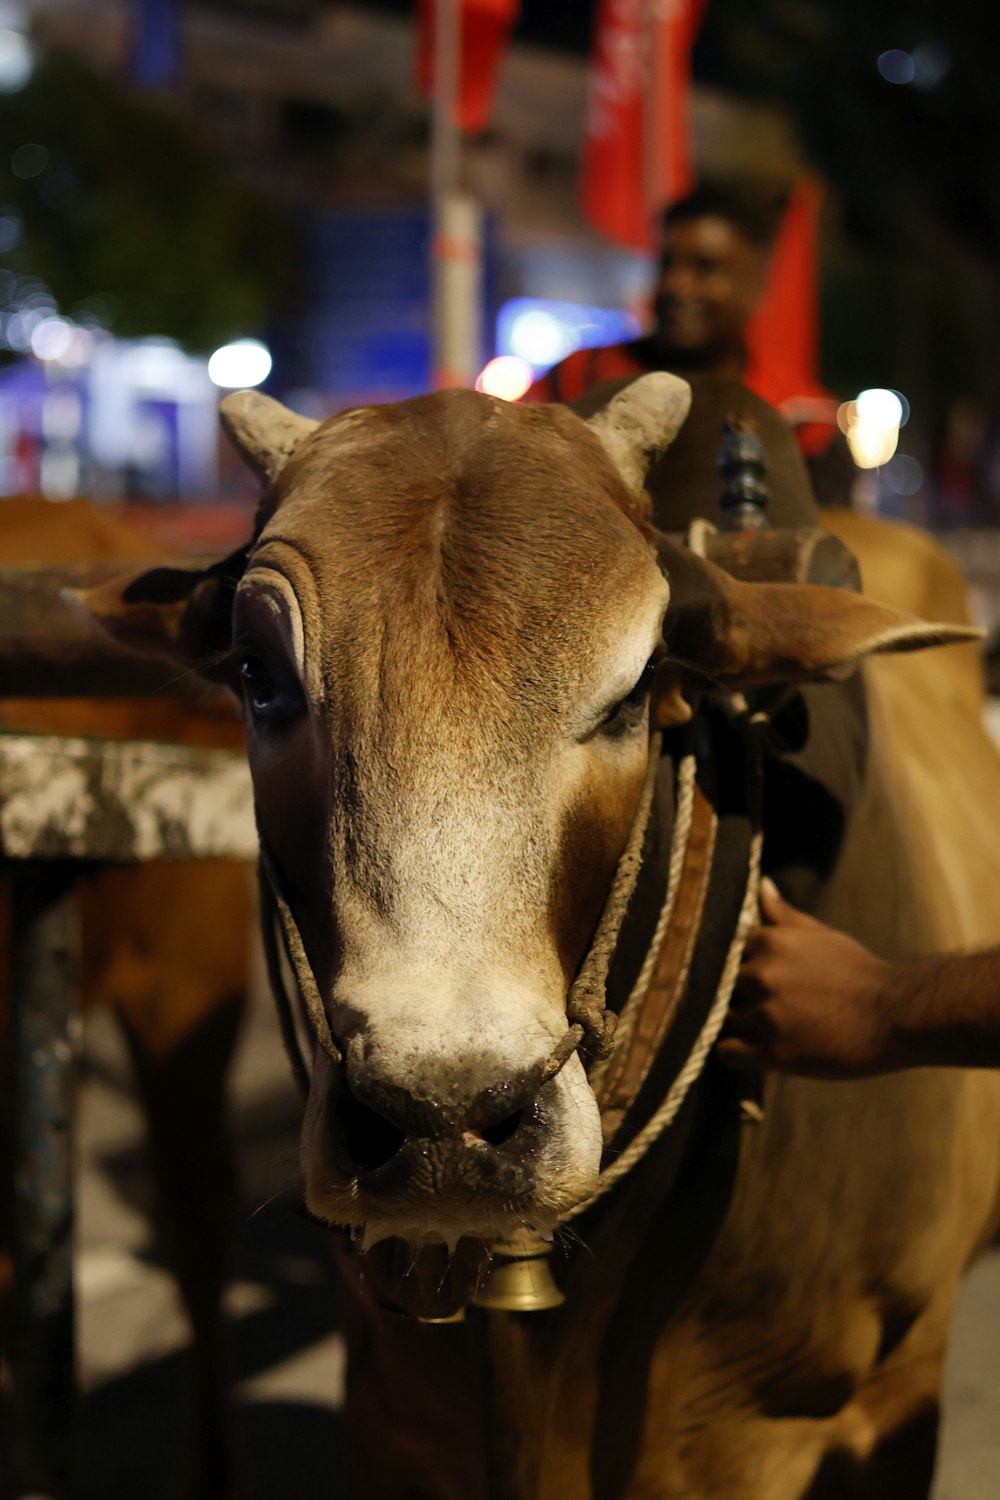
[77,974,1000,1499]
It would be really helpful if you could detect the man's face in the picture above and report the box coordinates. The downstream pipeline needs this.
[650,215,767,364]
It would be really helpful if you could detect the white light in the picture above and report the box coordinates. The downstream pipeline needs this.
[208,338,272,390]
[846,425,899,470]
[41,388,82,442]
[855,388,903,432]
[40,448,80,500]
[475,355,534,402]
[0,29,32,92]
[120,338,187,393]
[508,310,566,368]
[840,390,902,469]
[30,316,73,362]
[60,327,95,368]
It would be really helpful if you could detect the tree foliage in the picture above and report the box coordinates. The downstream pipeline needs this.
[0,51,295,347]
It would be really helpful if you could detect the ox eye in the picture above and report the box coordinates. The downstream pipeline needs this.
[601,659,655,735]
[239,653,303,729]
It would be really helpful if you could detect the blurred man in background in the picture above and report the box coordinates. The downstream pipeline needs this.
[527,182,841,472]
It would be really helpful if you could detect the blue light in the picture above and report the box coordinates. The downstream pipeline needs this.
[496,298,640,375]
[877,49,916,85]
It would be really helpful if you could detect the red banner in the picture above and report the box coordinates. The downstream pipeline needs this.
[415,0,519,134]
[581,0,706,252]
[746,177,824,394]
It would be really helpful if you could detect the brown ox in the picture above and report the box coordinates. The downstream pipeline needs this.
[88,377,1000,1500]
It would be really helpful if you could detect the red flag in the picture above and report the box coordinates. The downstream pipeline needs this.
[415,0,519,135]
[746,177,823,391]
[744,178,834,455]
[581,0,706,252]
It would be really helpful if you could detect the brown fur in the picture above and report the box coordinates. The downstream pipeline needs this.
[87,391,1000,1498]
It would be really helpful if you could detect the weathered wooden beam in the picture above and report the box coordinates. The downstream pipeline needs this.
[0,561,217,698]
[0,734,255,862]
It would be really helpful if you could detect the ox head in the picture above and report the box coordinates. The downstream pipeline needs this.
[85,376,976,1249]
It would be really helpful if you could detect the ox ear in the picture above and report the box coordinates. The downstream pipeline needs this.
[585,373,692,495]
[661,542,982,690]
[76,552,245,676]
[220,390,319,486]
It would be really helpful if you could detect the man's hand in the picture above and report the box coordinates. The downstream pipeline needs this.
[718,878,896,1078]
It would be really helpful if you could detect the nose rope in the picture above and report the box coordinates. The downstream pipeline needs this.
[561,818,762,1221]
[540,729,664,1085]
[257,735,665,1100]
[586,748,698,1098]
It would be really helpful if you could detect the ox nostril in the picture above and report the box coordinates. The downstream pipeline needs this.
[340,1090,407,1174]
[480,1110,524,1149]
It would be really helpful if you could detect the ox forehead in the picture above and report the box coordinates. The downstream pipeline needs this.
[239,392,670,724]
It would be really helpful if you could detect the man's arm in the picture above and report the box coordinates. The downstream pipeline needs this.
[717,878,1000,1077]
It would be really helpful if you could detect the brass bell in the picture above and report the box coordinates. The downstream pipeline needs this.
[472,1230,565,1313]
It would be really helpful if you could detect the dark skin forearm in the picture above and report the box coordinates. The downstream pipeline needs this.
[882,951,1000,1070]
[717,879,1000,1078]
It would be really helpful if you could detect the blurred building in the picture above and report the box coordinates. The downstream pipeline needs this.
[0,0,808,501]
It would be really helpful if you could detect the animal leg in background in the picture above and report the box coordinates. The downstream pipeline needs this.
[80,862,250,1500]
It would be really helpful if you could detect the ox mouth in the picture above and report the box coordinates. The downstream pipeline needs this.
[309,1076,564,1243]
[302,1052,603,1246]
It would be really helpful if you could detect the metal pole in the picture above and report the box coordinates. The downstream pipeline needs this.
[430,0,483,389]
[644,0,675,228]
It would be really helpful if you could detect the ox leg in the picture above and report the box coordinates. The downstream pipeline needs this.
[120,991,245,1500]
[805,1399,940,1500]
[78,861,251,1498]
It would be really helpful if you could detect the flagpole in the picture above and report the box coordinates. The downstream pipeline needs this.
[644,0,670,235]
[431,0,482,389]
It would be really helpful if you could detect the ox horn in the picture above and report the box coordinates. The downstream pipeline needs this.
[220,389,320,487]
[586,372,692,496]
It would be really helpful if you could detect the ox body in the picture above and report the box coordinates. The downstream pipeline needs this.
[88,376,1000,1499]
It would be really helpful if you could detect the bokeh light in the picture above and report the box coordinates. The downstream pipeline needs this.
[11,143,47,179]
[855,387,903,431]
[507,309,565,368]
[881,453,924,496]
[475,355,534,401]
[877,50,916,85]
[208,338,272,389]
[839,388,905,469]
[30,316,73,362]
[0,29,32,93]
